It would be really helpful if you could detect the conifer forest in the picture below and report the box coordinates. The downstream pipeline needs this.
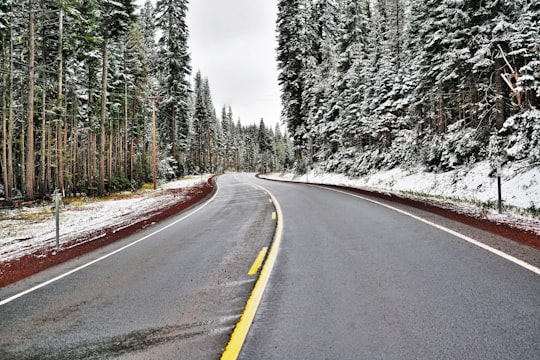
[0,0,293,202]
[277,0,539,176]
[1,0,539,202]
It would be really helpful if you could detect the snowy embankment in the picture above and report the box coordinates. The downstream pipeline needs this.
[263,160,540,235]
[0,175,212,264]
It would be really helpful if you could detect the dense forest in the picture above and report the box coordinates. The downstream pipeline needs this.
[277,0,540,176]
[0,0,293,201]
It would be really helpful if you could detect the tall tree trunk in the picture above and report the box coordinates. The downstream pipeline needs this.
[40,79,47,197]
[494,59,506,130]
[7,27,13,200]
[108,122,113,185]
[99,35,109,195]
[124,79,129,178]
[57,6,64,195]
[207,124,212,172]
[46,123,51,196]
[87,66,94,194]
[88,129,94,194]
[73,113,79,195]
[25,0,35,200]
[1,35,8,200]
[171,109,176,163]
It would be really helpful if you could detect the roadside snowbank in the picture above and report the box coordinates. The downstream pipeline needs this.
[266,161,539,210]
[0,175,212,263]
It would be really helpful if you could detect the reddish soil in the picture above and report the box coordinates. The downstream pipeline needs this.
[0,178,216,289]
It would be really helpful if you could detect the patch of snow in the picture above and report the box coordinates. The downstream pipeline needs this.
[0,175,212,263]
[264,161,540,232]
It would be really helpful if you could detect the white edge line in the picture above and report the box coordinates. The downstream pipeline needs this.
[0,180,220,306]
[317,185,540,276]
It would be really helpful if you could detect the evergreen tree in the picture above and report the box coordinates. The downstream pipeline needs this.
[155,0,191,164]
[276,0,306,154]
[97,0,136,195]
[511,0,540,109]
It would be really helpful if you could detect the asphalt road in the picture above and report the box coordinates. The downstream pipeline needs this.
[1,173,539,360]
[0,174,275,359]
[241,175,540,360]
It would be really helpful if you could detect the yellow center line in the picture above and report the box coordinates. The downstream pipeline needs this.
[221,182,284,360]
[248,247,268,275]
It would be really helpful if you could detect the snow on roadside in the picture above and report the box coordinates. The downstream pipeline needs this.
[263,161,540,234]
[0,175,212,263]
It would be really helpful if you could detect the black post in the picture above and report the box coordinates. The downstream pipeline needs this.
[497,173,502,214]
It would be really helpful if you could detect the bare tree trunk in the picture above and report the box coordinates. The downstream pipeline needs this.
[108,122,113,185]
[88,129,94,194]
[72,101,79,195]
[57,7,65,195]
[57,117,64,194]
[1,36,8,200]
[40,78,47,197]
[130,139,134,181]
[99,35,109,195]
[124,80,129,178]
[46,124,51,195]
[7,19,13,200]
[171,110,176,163]
[207,124,212,172]
[87,65,94,195]
[494,59,506,130]
[25,0,36,200]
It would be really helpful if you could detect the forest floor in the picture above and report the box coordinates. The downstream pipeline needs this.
[0,175,214,288]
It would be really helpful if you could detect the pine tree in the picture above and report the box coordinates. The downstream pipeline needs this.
[303,0,339,164]
[97,0,136,195]
[24,0,36,200]
[0,0,12,200]
[276,0,306,154]
[334,0,369,153]
[155,0,191,164]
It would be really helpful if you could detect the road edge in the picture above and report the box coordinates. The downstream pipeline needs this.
[0,176,218,289]
[258,174,539,250]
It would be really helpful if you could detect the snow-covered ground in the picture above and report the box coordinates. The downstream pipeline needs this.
[268,161,539,209]
[263,160,540,234]
[0,175,212,263]
[2,164,538,266]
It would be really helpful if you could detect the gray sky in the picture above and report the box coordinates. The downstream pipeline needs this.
[187,0,281,127]
[137,0,282,127]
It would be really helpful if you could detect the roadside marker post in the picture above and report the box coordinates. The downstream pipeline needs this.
[54,189,60,251]
[497,163,502,214]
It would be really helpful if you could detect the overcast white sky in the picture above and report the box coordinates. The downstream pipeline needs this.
[137,0,282,128]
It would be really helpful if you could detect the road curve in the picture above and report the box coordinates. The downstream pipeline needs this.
[0,174,276,359]
[239,174,540,360]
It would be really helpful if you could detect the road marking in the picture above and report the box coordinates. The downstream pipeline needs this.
[319,186,540,276]
[221,181,284,360]
[272,211,276,220]
[0,180,221,307]
[269,198,273,203]
[248,247,268,275]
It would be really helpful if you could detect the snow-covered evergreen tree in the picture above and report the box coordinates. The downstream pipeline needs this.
[276,0,307,154]
[155,0,191,165]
